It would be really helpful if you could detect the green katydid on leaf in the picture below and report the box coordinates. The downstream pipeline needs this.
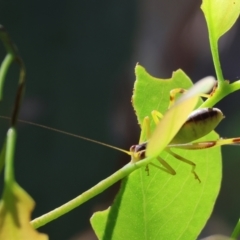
[146,76,216,158]
[91,66,222,240]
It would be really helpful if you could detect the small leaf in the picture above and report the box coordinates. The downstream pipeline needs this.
[201,0,240,39]
[0,182,48,240]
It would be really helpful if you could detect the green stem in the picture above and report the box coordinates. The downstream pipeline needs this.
[0,54,14,100]
[0,25,26,191]
[31,156,154,229]
[205,10,224,83]
[228,80,240,93]
[0,25,26,126]
[209,36,224,82]
[231,218,240,239]
[0,140,6,174]
[200,80,240,108]
[0,26,25,185]
[5,128,17,184]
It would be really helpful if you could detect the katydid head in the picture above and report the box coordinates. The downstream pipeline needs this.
[129,142,147,163]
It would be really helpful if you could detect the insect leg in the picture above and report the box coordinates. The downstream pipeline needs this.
[151,110,163,125]
[139,116,152,175]
[139,116,151,143]
[169,88,187,108]
[166,149,201,183]
[169,88,210,108]
[168,137,240,150]
[149,157,176,176]
[150,88,210,127]
[150,87,210,125]
[138,115,177,176]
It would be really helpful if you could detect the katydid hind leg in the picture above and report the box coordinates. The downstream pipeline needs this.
[149,157,176,176]
[166,149,201,183]
[168,137,240,150]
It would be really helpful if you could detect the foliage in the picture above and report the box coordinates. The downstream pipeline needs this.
[0,0,240,239]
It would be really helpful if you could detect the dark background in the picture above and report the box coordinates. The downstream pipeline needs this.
[0,0,240,239]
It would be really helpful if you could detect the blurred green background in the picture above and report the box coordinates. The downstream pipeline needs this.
[0,1,240,239]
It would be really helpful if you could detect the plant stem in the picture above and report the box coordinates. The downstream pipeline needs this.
[209,36,224,82]
[31,156,154,229]
[0,54,14,100]
[5,128,17,183]
[231,218,240,239]
[200,80,240,108]
[0,25,26,126]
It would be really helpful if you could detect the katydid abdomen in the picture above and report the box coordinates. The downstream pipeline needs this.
[170,108,224,144]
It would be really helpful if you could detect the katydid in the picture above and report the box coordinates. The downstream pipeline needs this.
[2,76,236,182]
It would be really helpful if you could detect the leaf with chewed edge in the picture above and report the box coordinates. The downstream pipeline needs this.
[90,65,221,240]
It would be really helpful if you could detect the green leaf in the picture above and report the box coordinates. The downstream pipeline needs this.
[201,0,240,82]
[90,65,221,239]
[0,182,48,240]
[201,0,240,40]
